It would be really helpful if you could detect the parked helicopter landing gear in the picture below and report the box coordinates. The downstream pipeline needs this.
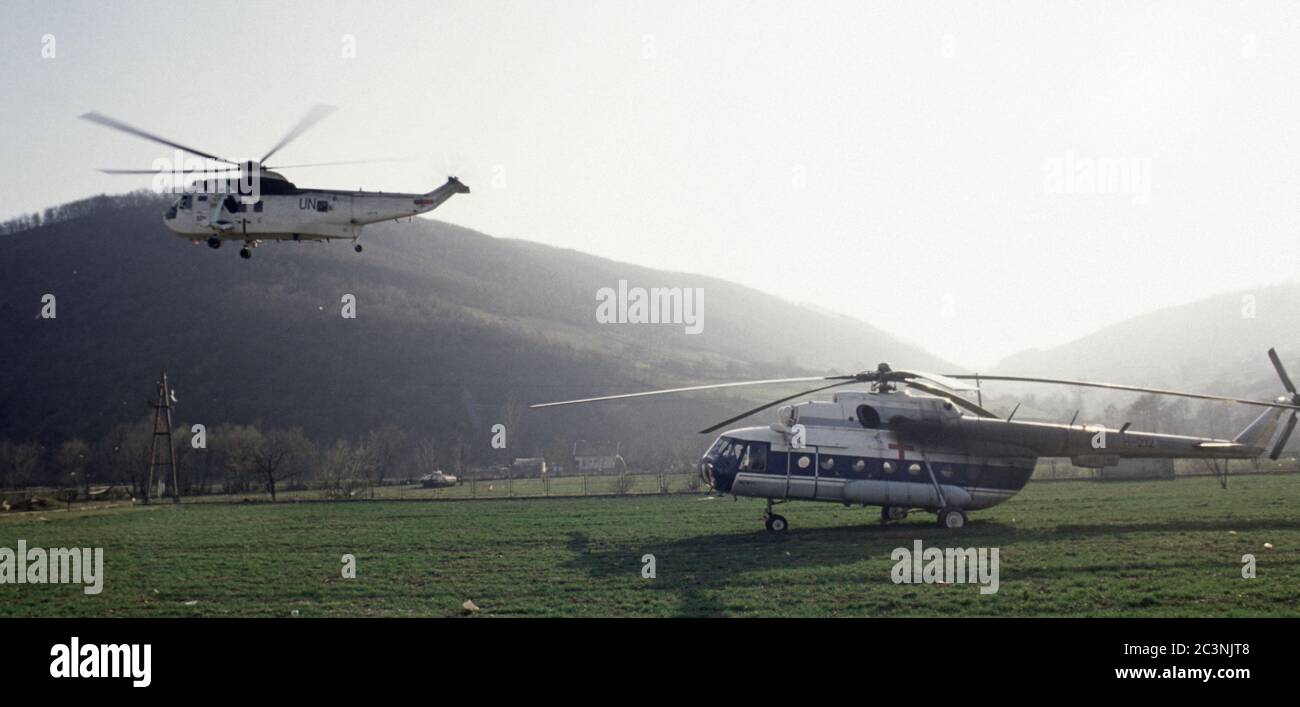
[763,498,788,532]
[937,507,968,529]
[207,237,222,249]
[881,505,909,523]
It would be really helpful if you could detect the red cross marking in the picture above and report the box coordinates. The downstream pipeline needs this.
[888,442,914,462]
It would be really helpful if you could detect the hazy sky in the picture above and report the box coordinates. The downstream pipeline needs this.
[2,1,1297,369]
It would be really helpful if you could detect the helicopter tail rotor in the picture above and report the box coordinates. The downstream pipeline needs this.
[1266,348,1299,460]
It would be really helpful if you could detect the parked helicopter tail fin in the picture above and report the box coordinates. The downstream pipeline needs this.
[1231,406,1288,455]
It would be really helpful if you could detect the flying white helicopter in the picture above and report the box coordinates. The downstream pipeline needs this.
[533,350,1300,531]
[80,106,469,260]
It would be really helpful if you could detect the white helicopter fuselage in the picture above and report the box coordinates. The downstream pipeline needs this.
[162,172,469,244]
[701,388,1283,515]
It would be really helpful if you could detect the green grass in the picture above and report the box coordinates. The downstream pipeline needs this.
[1,474,1297,617]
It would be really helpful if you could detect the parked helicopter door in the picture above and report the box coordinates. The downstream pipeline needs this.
[787,447,817,499]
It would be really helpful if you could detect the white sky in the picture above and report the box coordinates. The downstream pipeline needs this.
[2,0,1298,368]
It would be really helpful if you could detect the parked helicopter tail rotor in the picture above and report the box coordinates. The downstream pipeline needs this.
[1266,348,1299,460]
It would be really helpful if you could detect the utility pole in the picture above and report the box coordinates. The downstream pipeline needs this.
[146,370,180,504]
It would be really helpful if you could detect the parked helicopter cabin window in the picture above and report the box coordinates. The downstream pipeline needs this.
[882,461,894,474]
[856,405,881,429]
[739,443,767,472]
[179,195,192,209]
[797,455,811,469]
[853,459,866,473]
[940,465,954,479]
[820,457,834,471]
[197,195,207,202]
[316,201,331,212]
[908,463,922,476]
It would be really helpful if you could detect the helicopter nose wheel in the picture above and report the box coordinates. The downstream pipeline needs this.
[938,507,968,529]
[207,237,222,249]
[239,247,252,260]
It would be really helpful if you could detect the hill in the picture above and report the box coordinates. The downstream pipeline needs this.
[0,193,951,467]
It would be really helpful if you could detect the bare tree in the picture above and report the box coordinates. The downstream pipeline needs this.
[255,428,316,502]
[0,440,45,489]
[55,438,91,498]
[321,440,376,498]
[367,424,409,494]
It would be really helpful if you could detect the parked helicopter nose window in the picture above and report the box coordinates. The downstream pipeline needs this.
[856,405,880,429]
[853,459,866,473]
[908,463,922,476]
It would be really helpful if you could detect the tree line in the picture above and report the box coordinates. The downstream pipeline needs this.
[0,191,168,236]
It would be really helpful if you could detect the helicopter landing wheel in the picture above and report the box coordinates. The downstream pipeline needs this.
[354,243,363,253]
[765,514,788,532]
[881,505,908,523]
[239,247,252,260]
[938,507,968,529]
[207,237,222,249]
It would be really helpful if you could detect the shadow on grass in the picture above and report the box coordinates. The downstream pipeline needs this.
[563,514,1300,616]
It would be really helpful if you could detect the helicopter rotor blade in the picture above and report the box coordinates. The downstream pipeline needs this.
[529,376,846,409]
[1268,348,1296,395]
[266,158,406,170]
[260,104,338,164]
[80,112,238,165]
[941,374,1300,411]
[903,380,999,418]
[1269,412,1298,460]
[698,381,858,434]
[892,369,978,392]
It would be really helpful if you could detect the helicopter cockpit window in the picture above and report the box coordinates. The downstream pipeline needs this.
[316,200,331,213]
[705,437,768,475]
[739,442,768,472]
[856,404,881,429]
[178,195,192,209]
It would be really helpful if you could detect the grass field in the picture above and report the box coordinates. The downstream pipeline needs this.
[1,474,1298,617]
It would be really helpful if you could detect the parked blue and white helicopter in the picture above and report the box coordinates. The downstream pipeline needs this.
[533,350,1300,531]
